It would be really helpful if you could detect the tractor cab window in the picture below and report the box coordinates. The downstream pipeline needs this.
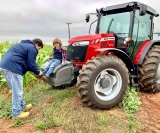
[130,10,152,56]
[132,10,151,42]
[99,12,130,38]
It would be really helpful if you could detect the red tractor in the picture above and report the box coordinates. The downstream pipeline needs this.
[42,1,160,109]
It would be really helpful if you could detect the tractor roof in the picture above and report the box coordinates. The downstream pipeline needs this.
[100,1,157,16]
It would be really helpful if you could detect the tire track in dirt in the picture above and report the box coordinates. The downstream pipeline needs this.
[137,92,160,133]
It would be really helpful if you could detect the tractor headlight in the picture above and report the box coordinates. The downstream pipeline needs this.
[72,41,89,46]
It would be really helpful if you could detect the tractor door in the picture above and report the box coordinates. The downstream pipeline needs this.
[130,10,152,57]
[99,12,130,53]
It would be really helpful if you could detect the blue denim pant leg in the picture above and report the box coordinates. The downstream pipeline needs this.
[44,59,61,77]
[1,69,12,90]
[43,59,55,74]
[1,69,26,118]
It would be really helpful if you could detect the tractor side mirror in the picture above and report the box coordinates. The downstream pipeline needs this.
[139,5,147,16]
[85,14,90,23]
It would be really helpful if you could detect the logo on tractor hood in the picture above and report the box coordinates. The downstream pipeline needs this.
[100,37,115,42]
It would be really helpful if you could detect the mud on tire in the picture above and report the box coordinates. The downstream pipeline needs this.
[77,55,129,109]
[139,45,160,93]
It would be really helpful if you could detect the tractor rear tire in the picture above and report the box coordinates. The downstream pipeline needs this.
[139,45,160,93]
[77,55,129,109]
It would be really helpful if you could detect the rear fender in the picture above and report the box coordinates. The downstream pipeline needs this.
[134,40,160,65]
[95,48,134,74]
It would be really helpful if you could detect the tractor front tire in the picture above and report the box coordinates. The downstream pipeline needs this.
[139,45,160,93]
[77,55,129,109]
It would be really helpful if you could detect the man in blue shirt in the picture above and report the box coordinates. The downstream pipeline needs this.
[0,38,43,119]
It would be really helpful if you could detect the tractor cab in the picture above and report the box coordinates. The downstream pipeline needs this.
[86,1,159,56]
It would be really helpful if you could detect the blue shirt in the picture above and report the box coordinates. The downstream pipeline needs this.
[53,48,62,62]
[0,40,40,75]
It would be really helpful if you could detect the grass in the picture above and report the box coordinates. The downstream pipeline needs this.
[9,118,27,127]
[0,95,12,119]
[0,83,143,133]
[127,114,142,133]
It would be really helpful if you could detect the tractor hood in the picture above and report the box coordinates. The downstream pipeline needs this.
[68,33,114,44]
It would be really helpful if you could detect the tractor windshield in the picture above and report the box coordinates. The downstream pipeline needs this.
[99,12,130,38]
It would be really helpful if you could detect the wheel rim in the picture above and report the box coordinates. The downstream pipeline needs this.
[94,68,122,101]
[156,63,160,88]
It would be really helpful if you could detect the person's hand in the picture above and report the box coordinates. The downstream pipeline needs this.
[36,71,44,79]
[47,57,52,61]
[39,71,43,76]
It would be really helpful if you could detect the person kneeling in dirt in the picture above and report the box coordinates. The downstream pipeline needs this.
[0,39,44,119]
[42,38,66,80]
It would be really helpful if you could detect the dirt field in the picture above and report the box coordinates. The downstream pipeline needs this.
[136,92,160,133]
[0,92,160,133]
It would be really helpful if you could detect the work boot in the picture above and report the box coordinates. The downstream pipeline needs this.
[12,112,30,119]
[23,104,32,111]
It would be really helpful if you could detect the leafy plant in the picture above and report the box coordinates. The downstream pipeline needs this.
[36,44,53,68]
[122,87,141,113]
[0,95,12,119]
[35,121,48,130]
[122,87,142,133]
[10,118,26,127]
[0,71,7,88]
[127,114,141,133]
[0,42,12,88]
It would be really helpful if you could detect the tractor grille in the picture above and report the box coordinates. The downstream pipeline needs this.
[66,45,88,62]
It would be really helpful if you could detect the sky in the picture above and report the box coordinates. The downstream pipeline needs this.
[0,0,160,45]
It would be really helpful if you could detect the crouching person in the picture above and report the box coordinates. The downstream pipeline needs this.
[0,39,44,119]
[42,38,66,80]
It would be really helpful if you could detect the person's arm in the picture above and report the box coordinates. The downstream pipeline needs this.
[26,48,40,75]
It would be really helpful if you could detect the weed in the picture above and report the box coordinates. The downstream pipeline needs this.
[122,87,142,133]
[10,118,26,127]
[35,120,58,130]
[0,95,12,119]
[35,121,47,130]
[127,114,141,133]
[122,87,141,113]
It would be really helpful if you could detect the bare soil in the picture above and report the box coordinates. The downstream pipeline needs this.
[0,92,160,133]
[136,92,160,133]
